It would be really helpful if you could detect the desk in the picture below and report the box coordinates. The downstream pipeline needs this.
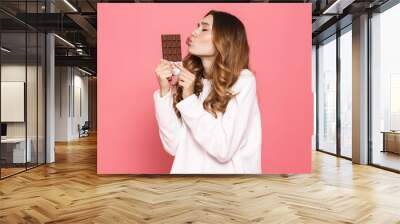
[1,138,32,163]
[381,131,400,154]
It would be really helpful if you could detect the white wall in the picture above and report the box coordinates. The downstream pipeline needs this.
[55,66,69,141]
[72,73,89,138]
[55,67,89,141]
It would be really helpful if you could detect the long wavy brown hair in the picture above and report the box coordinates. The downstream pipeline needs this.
[173,10,250,119]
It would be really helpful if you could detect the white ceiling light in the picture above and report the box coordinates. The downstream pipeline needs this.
[63,0,78,12]
[78,67,93,76]
[54,34,75,48]
[323,0,355,15]
[1,47,11,53]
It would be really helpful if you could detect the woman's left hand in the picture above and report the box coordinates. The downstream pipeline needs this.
[174,63,196,99]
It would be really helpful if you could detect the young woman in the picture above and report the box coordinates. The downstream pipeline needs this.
[153,10,262,174]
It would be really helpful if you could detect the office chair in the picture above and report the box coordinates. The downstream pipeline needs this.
[78,121,90,138]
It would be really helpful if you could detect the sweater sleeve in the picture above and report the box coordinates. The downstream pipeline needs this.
[175,72,257,163]
[153,88,183,156]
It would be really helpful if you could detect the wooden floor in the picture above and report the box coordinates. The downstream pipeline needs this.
[0,167,26,178]
[1,133,400,224]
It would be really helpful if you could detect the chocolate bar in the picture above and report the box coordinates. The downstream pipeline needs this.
[161,34,182,62]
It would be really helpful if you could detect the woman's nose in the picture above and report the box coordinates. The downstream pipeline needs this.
[191,28,200,36]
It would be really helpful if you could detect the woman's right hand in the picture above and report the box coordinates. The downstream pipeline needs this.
[155,59,173,97]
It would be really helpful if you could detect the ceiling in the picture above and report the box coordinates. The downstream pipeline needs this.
[0,0,394,75]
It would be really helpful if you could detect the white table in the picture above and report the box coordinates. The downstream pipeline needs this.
[1,138,32,163]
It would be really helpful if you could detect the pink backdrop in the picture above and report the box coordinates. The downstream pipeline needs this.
[97,3,313,174]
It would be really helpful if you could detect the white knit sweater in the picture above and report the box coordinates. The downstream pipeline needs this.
[153,69,262,174]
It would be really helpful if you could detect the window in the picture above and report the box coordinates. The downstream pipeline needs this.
[317,35,337,154]
[371,2,400,171]
[339,27,352,158]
